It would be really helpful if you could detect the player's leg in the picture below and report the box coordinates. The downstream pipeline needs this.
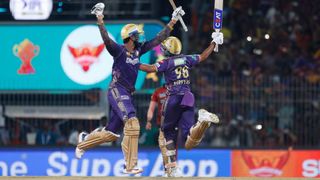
[185,109,219,150]
[158,130,169,173]
[161,95,183,177]
[75,89,124,159]
[179,106,195,142]
[121,117,141,174]
[108,86,142,174]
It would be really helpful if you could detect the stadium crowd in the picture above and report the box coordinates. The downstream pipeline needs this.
[188,0,320,147]
[0,0,319,148]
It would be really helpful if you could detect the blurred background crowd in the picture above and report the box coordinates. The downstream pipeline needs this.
[0,0,319,149]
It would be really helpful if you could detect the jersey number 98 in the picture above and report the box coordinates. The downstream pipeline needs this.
[175,66,189,79]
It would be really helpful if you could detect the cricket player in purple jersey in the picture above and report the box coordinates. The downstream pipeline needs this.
[138,32,223,177]
[75,2,185,174]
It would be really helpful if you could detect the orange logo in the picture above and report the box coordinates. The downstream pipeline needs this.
[241,150,290,177]
[68,43,104,72]
[13,39,40,74]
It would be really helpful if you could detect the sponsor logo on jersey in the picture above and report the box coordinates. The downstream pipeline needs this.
[126,57,139,65]
[174,58,186,66]
[13,39,39,74]
[120,95,130,100]
[60,25,114,85]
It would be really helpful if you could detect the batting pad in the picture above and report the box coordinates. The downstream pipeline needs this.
[185,121,211,150]
[158,131,169,167]
[121,117,140,170]
[77,130,120,150]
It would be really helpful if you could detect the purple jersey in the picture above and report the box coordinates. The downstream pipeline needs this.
[98,23,171,92]
[155,54,200,94]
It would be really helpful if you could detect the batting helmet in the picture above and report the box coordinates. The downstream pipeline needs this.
[161,36,182,56]
[121,24,144,40]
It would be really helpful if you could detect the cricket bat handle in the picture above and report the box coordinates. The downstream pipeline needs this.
[169,0,188,32]
[214,29,220,52]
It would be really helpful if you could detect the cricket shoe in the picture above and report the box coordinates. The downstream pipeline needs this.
[198,109,219,124]
[167,166,182,177]
[75,132,88,159]
[163,169,169,177]
[122,165,143,175]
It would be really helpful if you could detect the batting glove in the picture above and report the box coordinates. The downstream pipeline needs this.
[171,6,185,21]
[211,32,224,45]
[91,2,105,16]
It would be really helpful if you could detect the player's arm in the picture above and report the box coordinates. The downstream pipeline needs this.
[199,43,216,62]
[140,8,185,55]
[199,32,224,62]
[139,64,158,73]
[96,15,122,57]
[146,100,157,130]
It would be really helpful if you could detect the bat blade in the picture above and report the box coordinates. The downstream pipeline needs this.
[213,0,223,52]
[213,0,223,30]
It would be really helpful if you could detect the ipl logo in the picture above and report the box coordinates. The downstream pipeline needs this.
[13,39,40,74]
[10,0,53,20]
[241,150,290,177]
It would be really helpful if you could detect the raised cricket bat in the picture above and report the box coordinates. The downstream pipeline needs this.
[169,0,188,32]
[213,0,223,52]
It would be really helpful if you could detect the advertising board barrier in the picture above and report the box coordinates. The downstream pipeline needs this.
[232,150,320,178]
[0,148,231,176]
[0,22,164,90]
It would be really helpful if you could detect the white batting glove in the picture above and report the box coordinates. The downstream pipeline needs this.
[91,2,105,16]
[171,6,185,21]
[211,32,224,45]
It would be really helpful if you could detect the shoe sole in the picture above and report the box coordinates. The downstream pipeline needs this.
[199,109,219,124]
[208,114,219,124]
[75,148,84,159]
[122,169,143,174]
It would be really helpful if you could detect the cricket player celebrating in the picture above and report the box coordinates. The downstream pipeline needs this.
[146,85,169,174]
[139,33,223,176]
[75,2,185,174]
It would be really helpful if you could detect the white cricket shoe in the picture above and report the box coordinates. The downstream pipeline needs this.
[122,165,143,174]
[198,109,219,124]
[75,147,84,159]
[75,132,88,159]
[167,166,182,177]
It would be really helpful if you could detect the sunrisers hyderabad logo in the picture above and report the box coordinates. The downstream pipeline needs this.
[60,25,114,85]
[13,39,40,74]
[241,150,290,177]
[68,43,105,72]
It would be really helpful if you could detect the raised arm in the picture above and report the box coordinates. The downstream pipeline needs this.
[199,43,216,62]
[140,7,185,55]
[96,15,122,57]
[199,32,224,62]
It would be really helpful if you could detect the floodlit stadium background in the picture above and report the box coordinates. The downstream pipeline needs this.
[0,0,319,178]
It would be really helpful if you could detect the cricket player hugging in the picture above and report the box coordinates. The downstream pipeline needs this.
[74,2,185,175]
[139,33,224,176]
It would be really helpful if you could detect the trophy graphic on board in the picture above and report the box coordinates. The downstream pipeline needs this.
[13,39,40,74]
